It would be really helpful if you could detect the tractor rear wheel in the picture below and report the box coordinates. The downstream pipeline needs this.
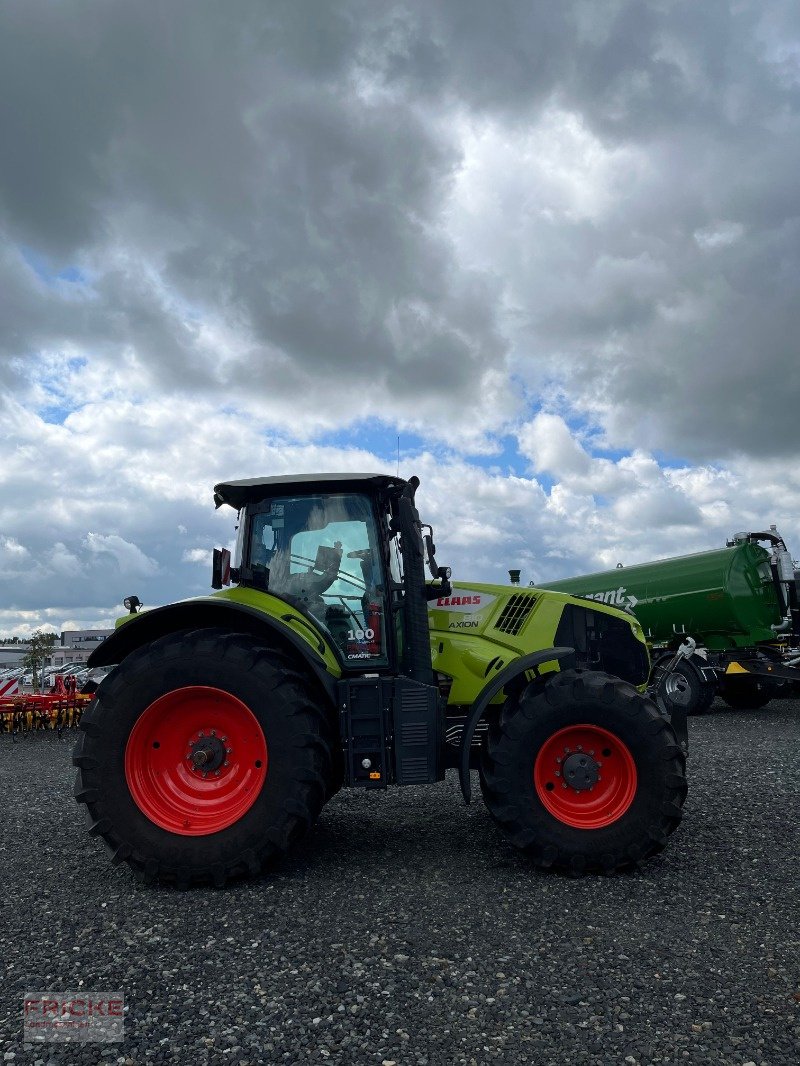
[73,629,337,886]
[479,669,687,875]
[720,678,772,710]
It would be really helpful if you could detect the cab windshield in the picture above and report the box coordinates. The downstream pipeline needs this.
[247,493,387,664]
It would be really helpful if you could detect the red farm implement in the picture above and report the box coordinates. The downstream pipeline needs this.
[1,675,92,738]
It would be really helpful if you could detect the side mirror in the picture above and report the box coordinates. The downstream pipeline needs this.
[212,548,232,589]
[423,531,448,579]
[423,530,452,596]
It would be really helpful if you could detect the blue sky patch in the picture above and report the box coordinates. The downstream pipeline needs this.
[20,246,90,288]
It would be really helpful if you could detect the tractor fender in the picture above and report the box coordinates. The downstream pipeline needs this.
[86,599,338,705]
[459,646,576,802]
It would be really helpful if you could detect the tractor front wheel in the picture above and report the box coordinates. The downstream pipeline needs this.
[480,670,687,875]
[73,629,337,886]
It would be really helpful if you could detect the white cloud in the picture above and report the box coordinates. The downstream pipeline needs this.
[518,413,592,477]
[48,542,82,575]
[84,533,159,577]
[693,221,745,250]
[0,537,29,579]
[2,389,800,627]
[451,107,648,233]
[182,548,212,565]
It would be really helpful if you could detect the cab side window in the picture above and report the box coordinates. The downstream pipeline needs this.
[249,494,388,665]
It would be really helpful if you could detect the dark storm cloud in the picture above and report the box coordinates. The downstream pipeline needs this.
[520,110,800,459]
[1,0,798,456]
[360,0,793,134]
[0,0,509,418]
[356,1,800,457]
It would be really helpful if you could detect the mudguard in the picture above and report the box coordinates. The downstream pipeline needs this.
[86,599,339,704]
[459,646,576,802]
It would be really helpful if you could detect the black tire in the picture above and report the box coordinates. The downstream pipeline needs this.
[692,682,716,715]
[479,669,687,875]
[719,678,772,710]
[72,628,338,886]
[652,656,715,716]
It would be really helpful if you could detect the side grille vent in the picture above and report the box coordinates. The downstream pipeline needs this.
[401,722,428,745]
[494,594,536,636]
[392,678,443,785]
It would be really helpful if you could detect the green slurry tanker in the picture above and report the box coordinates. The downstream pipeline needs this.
[73,473,689,886]
[536,528,800,715]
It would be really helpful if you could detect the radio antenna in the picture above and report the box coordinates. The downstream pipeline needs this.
[396,435,400,476]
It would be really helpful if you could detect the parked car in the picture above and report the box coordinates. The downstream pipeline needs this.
[46,662,84,677]
[80,665,115,694]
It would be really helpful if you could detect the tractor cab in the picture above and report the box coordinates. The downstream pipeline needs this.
[213,472,450,676]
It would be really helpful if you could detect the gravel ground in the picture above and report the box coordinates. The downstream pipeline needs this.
[0,699,798,1066]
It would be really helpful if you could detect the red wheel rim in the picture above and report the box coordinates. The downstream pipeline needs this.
[124,686,268,836]
[533,724,637,829]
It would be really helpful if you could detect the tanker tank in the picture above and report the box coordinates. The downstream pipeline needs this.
[527,527,799,714]
[538,542,782,650]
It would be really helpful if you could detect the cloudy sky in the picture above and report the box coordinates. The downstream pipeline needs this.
[1,0,799,637]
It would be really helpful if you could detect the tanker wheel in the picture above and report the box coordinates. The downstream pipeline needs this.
[693,682,716,715]
[479,669,687,875]
[719,678,772,710]
[653,657,715,716]
[72,628,338,887]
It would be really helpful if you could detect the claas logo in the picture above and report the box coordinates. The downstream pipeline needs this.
[436,595,481,607]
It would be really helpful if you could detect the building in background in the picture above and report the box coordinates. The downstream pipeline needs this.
[0,645,30,669]
[50,628,113,668]
[1,629,113,672]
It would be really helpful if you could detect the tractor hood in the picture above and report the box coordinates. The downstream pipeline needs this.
[427,581,650,696]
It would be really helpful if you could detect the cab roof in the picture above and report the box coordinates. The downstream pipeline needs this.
[213,473,408,511]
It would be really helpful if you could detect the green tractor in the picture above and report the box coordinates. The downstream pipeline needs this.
[74,473,687,884]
